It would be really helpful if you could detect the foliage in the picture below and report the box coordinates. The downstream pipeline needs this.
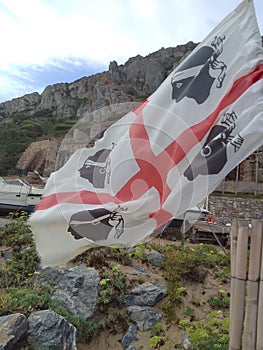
[72,244,149,269]
[0,116,77,175]
[178,311,229,350]
[0,287,50,316]
[0,213,49,317]
[161,244,230,322]
[0,216,231,347]
[97,263,129,307]
[0,212,40,288]
[208,288,230,309]
[148,323,171,349]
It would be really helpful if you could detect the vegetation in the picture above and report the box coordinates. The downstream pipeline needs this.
[0,214,231,348]
[178,311,229,350]
[160,243,230,322]
[0,115,78,175]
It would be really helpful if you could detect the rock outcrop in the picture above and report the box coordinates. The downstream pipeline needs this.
[27,310,77,350]
[6,42,197,177]
[0,42,197,121]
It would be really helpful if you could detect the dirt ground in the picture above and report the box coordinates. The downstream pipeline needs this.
[0,216,11,227]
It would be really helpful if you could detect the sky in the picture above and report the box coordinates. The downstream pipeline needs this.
[0,0,262,103]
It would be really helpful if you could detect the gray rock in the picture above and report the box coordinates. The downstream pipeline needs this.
[0,313,28,350]
[38,265,100,320]
[127,306,162,331]
[28,310,76,350]
[0,42,198,121]
[125,282,167,306]
[121,324,138,349]
[146,250,164,267]
[0,92,41,118]
[127,345,136,350]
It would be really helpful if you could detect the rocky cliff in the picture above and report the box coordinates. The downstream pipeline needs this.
[0,42,197,121]
[0,42,198,176]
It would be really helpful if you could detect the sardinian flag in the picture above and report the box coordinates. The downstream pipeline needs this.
[30,0,263,266]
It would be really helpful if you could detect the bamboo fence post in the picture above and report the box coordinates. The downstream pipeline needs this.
[229,219,238,340]
[256,221,263,350]
[244,220,262,349]
[229,221,249,350]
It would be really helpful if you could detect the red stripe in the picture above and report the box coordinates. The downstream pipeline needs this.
[35,64,263,212]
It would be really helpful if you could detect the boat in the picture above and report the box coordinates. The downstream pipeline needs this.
[0,177,42,212]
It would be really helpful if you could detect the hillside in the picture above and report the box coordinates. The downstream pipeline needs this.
[0,42,197,175]
[0,216,230,349]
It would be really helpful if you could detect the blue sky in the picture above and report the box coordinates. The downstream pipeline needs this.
[0,0,262,103]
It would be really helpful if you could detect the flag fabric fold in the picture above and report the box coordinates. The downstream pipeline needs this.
[30,0,263,267]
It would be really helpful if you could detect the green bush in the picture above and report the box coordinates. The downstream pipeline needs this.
[0,115,78,175]
[161,244,230,322]
[97,263,129,307]
[179,312,229,350]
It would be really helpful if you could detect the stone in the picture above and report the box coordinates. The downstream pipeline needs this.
[125,282,167,306]
[0,92,41,118]
[127,306,162,331]
[27,310,76,350]
[0,313,28,350]
[121,324,138,349]
[38,265,100,320]
[127,345,136,350]
[145,250,164,267]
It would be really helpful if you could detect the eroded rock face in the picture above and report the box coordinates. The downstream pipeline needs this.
[9,43,197,176]
[0,92,41,119]
[0,313,28,350]
[0,42,197,120]
[27,310,76,350]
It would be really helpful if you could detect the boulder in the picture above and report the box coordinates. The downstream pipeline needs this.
[0,313,28,350]
[125,282,167,306]
[127,306,162,331]
[38,265,100,320]
[121,324,138,349]
[27,310,76,350]
[145,250,164,267]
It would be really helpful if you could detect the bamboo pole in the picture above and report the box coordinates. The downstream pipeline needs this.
[256,221,263,350]
[229,219,238,341]
[244,220,262,349]
[229,221,249,350]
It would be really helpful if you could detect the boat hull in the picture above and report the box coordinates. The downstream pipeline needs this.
[0,177,42,213]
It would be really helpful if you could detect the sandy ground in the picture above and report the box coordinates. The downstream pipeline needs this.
[77,239,230,350]
[0,216,11,227]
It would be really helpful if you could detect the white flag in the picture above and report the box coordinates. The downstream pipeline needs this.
[30,0,263,267]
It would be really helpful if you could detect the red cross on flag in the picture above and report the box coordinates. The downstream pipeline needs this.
[30,0,263,267]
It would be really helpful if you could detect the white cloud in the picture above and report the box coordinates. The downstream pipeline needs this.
[0,0,262,102]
